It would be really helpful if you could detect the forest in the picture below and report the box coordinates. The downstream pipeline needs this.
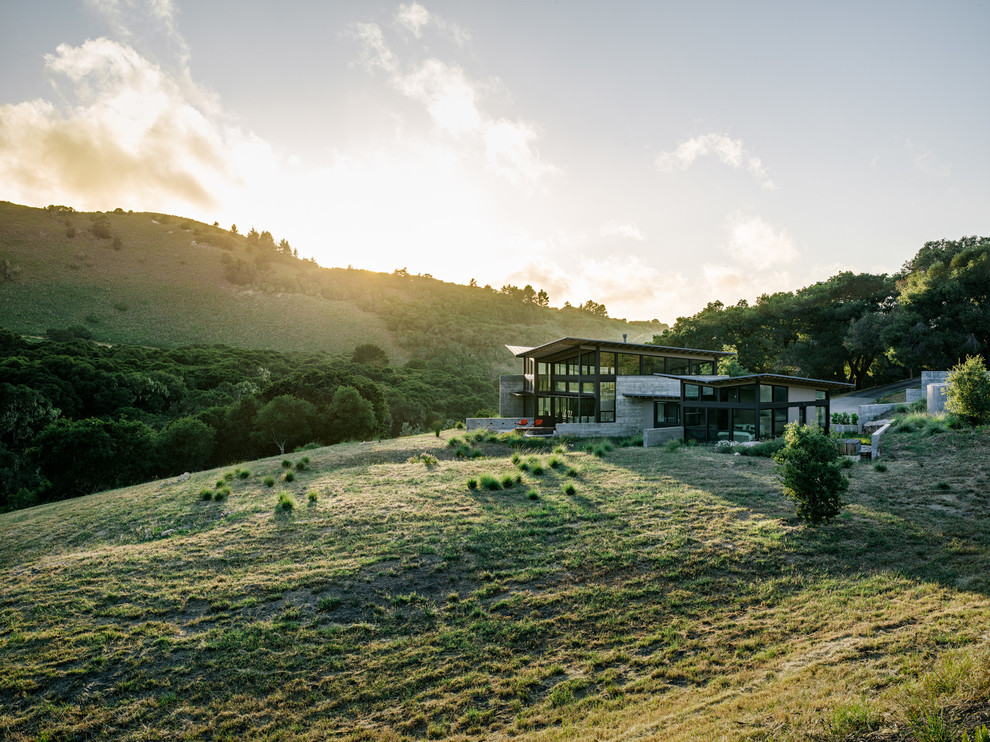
[656,236,989,387]
[0,329,494,511]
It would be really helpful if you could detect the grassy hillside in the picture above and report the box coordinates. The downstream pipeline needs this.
[3,426,989,740]
[0,202,663,370]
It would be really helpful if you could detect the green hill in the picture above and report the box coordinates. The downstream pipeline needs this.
[2,426,988,740]
[0,201,664,371]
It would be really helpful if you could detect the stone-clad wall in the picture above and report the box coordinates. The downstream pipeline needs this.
[499,375,525,417]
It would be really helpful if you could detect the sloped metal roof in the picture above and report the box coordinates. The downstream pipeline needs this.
[507,337,733,359]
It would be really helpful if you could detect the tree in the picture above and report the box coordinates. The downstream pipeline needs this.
[324,386,376,443]
[254,395,317,454]
[945,355,990,431]
[773,423,849,524]
[156,417,215,473]
[535,289,550,307]
[351,343,389,366]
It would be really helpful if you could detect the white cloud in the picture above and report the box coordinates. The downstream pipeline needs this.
[723,213,797,264]
[600,221,645,241]
[656,132,775,189]
[906,139,950,179]
[353,22,555,187]
[85,0,188,66]
[395,3,471,46]
[695,214,799,306]
[0,38,239,209]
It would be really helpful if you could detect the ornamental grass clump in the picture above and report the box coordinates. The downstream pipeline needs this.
[773,423,849,524]
[479,474,501,491]
[277,491,294,511]
[263,475,275,488]
[500,474,515,489]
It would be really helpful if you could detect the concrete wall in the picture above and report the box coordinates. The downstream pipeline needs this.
[465,417,519,432]
[859,403,897,426]
[499,375,525,417]
[643,427,682,447]
[871,422,891,460]
[906,388,926,404]
[922,371,949,389]
[928,383,950,415]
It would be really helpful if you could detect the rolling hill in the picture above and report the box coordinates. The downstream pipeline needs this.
[2,425,989,740]
[0,201,664,371]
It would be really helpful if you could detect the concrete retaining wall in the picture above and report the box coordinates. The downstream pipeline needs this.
[906,388,925,404]
[465,417,519,432]
[499,375,525,417]
[928,383,950,415]
[871,422,891,460]
[643,427,682,447]
[859,403,898,427]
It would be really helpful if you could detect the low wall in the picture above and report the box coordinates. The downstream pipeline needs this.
[643,427,682,447]
[858,403,898,428]
[555,421,642,438]
[871,422,891,460]
[465,418,519,432]
[928,383,950,415]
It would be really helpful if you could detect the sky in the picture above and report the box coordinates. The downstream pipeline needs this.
[1,1,988,323]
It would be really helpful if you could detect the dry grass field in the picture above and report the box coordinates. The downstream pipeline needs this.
[2,425,989,741]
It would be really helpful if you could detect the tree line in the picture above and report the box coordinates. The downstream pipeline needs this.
[654,236,989,387]
[0,331,495,512]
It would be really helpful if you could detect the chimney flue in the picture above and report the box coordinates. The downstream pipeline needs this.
[622,334,627,343]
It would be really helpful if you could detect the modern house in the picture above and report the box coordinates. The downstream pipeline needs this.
[476,337,854,446]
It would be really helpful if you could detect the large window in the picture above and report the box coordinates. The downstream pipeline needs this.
[642,356,665,375]
[708,409,730,442]
[684,408,705,442]
[694,360,715,375]
[600,381,615,422]
[733,409,756,441]
[655,401,680,426]
[685,383,701,400]
[667,357,690,375]
[600,353,616,375]
[537,362,550,391]
[617,353,640,375]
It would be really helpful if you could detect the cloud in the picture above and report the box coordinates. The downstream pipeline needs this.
[656,132,775,189]
[905,139,950,179]
[353,21,555,187]
[0,38,242,209]
[395,3,471,46]
[85,0,189,66]
[694,214,799,306]
[723,213,797,264]
[600,221,645,241]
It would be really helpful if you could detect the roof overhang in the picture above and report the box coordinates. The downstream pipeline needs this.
[507,337,734,360]
[654,373,855,391]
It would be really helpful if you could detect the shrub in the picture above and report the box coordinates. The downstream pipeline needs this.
[307,489,318,503]
[548,455,564,469]
[263,476,275,488]
[281,459,292,468]
[284,471,295,482]
[874,463,888,472]
[479,474,502,491]
[527,457,544,475]
[665,439,684,452]
[527,489,539,501]
[466,478,478,490]
[500,474,515,489]
[213,487,229,501]
[277,491,294,511]
[562,482,576,495]
[773,423,849,524]
[216,479,226,488]
[199,488,213,501]
[237,468,251,479]
[510,452,521,464]
[469,448,484,459]
[294,460,308,471]
[945,355,990,430]
[454,421,465,429]
[553,444,567,454]
[223,471,235,481]
[448,437,463,448]
[738,438,786,458]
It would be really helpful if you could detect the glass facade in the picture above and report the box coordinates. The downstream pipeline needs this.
[680,381,828,443]
[521,344,722,426]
